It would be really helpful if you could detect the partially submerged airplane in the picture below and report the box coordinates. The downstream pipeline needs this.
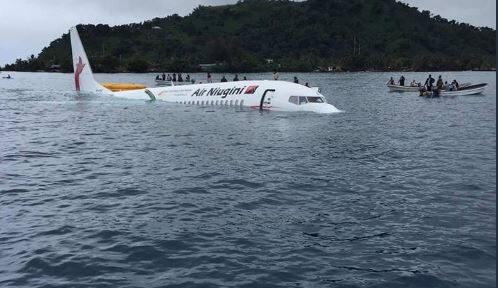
[70,26,340,113]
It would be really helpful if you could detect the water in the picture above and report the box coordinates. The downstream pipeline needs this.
[0,71,495,288]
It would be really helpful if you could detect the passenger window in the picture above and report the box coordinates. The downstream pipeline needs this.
[230,100,233,106]
[240,100,244,106]
[299,97,308,105]
[289,96,298,105]
[215,100,219,105]
[225,100,229,106]
[235,100,239,106]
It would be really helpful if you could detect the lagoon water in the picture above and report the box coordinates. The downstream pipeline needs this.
[0,71,496,287]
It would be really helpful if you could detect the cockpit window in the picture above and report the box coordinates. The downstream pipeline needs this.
[298,96,308,105]
[307,97,325,103]
[288,96,298,105]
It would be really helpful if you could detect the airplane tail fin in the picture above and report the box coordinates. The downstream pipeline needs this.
[69,26,110,93]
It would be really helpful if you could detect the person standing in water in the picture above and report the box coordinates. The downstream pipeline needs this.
[272,71,279,80]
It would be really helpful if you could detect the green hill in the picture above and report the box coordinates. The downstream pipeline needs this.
[4,0,496,72]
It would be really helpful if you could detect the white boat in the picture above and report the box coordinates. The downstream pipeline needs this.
[388,82,471,93]
[387,84,420,92]
[69,27,340,114]
[421,83,487,97]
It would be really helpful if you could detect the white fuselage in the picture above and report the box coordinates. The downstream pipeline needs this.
[113,80,340,113]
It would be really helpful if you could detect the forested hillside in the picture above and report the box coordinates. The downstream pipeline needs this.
[4,0,496,72]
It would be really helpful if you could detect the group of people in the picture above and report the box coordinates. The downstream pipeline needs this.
[155,71,311,87]
[155,73,192,83]
[388,74,461,93]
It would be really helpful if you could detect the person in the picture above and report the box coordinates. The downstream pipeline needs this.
[155,75,160,80]
[452,79,459,90]
[305,82,310,87]
[207,72,212,83]
[243,76,247,80]
[294,76,299,84]
[424,74,435,91]
[186,74,190,82]
[221,75,227,82]
[178,73,183,82]
[167,74,172,81]
[443,81,449,91]
[172,73,177,82]
[162,73,166,81]
[436,75,444,90]
[387,77,395,85]
[398,75,405,86]
[410,80,417,87]
[272,71,279,80]
[233,74,239,81]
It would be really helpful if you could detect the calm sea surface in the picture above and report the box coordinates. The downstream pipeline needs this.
[0,71,495,287]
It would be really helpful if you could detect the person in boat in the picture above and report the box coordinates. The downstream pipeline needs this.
[305,82,310,87]
[451,79,459,91]
[387,77,395,85]
[424,74,435,91]
[162,73,166,81]
[410,80,417,87]
[207,72,212,83]
[294,76,299,84]
[155,75,160,81]
[233,74,239,81]
[167,74,172,81]
[221,75,227,82]
[436,75,444,90]
[243,76,247,80]
[178,73,183,82]
[273,71,279,80]
[398,75,405,86]
[186,74,190,82]
[172,73,177,82]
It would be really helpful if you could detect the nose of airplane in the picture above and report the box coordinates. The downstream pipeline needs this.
[316,103,341,114]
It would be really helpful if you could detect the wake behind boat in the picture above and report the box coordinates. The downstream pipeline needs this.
[69,26,340,114]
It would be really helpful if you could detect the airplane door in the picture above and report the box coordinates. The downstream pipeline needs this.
[260,89,275,110]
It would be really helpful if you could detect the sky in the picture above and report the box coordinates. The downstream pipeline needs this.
[0,0,495,66]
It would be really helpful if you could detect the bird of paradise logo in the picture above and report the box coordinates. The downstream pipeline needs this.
[74,57,86,91]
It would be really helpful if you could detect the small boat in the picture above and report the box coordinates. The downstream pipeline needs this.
[388,82,472,93]
[387,84,421,92]
[421,83,487,97]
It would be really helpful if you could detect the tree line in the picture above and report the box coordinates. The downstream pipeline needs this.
[3,0,496,73]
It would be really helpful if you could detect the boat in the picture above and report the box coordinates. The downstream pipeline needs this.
[387,84,421,92]
[69,26,340,114]
[421,83,487,97]
[388,82,471,92]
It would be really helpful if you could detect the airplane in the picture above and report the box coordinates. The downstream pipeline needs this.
[70,26,340,113]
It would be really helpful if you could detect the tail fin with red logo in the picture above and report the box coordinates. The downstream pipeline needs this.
[70,26,110,93]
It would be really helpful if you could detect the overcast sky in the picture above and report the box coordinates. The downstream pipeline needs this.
[0,0,495,66]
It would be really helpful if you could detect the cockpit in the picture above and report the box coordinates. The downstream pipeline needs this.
[288,96,327,105]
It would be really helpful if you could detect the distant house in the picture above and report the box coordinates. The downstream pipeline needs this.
[265,58,274,64]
